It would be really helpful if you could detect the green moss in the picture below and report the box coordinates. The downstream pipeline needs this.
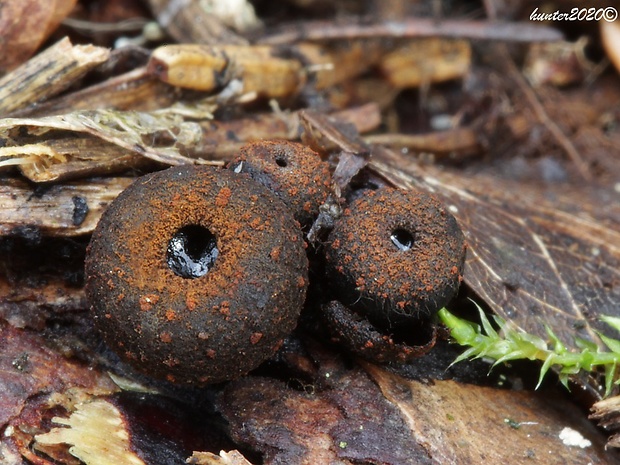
[439,305,620,397]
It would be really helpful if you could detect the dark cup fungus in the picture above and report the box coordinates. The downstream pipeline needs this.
[322,300,438,363]
[325,187,466,329]
[85,165,309,385]
[228,140,332,226]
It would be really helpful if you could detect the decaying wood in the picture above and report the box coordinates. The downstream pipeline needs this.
[591,396,620,448]
[0,137,146,183]
[365,363,613,464]
[0,177,133,236]
[216,338,616,465]
[378,38,471,88]
[148,44,302,96]
[147,0,259,45]
[35,399,145,465]
[0,105,379,237]
[0,0,77,73]
[0,110,213,166]
[10,68,181,118]
[0,38,110,115]
[177,104,380,160]
[147,38,471,99]
[187,450,254,465]
[0,324,118,455]
[0,281,85,331]
[0,103,380,182]
[301,109,372,156]
[147,40,386,98]
[217,365,431,464]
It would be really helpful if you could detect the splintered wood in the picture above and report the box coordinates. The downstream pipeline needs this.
[591,396,620,448]
[0,177,133,236]
[147,0,259,45]
[35,399,144,465]
[0,38,110,114]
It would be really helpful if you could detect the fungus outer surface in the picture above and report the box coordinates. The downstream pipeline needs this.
[85,165,309,385]
[325,187,466,327]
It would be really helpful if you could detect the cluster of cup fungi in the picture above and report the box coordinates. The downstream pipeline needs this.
[85,140,466,386]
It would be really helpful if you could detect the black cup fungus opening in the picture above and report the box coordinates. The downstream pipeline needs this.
[86,165,310,385]
[274,156,288,167]
[166,224,219,279]
[390,228,415,252]
[227,141,331,226]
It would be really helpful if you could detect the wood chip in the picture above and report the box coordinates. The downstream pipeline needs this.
[35,399,145,465]
[187,450,255,465]
[0,177,133,236]
[0,37,110,115]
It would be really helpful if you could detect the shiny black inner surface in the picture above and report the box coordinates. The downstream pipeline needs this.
[166,225,219,278]
[390,228,414,252]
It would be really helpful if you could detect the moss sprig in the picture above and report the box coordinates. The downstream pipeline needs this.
[438,306,620,397]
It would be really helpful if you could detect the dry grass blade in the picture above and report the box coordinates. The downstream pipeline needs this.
[0,110,214,166]
[364,127,481,159]
[258,18,564,44]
